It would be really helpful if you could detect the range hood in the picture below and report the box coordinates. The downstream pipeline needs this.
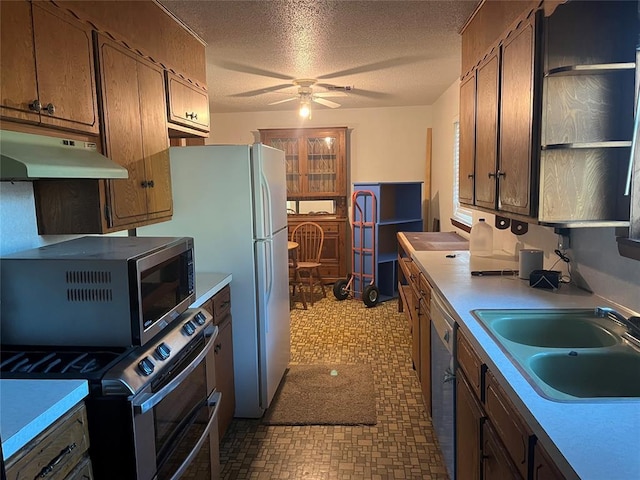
[0,130,128,180]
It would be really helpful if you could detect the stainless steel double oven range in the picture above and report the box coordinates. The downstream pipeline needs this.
[1,236,221,479]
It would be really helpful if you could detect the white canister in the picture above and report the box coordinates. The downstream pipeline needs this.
[519,249,543,279]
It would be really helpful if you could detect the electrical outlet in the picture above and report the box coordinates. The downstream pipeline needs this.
[557,232,571,250]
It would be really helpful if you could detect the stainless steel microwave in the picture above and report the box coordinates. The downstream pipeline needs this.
[0,236,195,347]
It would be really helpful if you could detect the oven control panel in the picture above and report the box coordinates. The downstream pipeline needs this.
[101,308,215,395]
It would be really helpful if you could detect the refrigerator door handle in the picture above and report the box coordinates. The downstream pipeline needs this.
[262,238,274,333]
[260,171,273,238]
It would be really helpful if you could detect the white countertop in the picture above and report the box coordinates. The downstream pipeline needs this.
[0,379,89,461]
[411,249,640,480]
[191,272,232,307]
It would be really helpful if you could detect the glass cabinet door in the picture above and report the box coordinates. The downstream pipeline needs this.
[260,127,346,198]
[304,134,340,195]
[265,137,302,195]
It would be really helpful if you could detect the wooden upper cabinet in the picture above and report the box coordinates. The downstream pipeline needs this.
[459,72,476,206]
[498,13,539,217]
[97,34,172,229]
[166,72,210,135]
[474,51,500,210]
[0,0,98,134]
[260,127,347,198]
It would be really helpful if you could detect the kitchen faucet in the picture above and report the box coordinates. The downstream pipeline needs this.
[595,307,640,339]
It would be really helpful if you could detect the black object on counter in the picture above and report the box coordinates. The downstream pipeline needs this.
[471,270,519,276]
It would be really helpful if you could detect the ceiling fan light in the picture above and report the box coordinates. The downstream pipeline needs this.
[299,102,311,119]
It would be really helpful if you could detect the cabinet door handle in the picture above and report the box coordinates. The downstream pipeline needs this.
[214,343,222,353]
[28,99,42,112]
[186,111,198,120]
[497,170,506,178]
[148,180,155,188]
[488,171,497,178]
[43,103,56,115]
[37,443,77,478]
[467,174,474,179]
[141,181,148,188]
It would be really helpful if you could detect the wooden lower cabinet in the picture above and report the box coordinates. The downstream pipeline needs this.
[6,403,92,480]
[201,285,235,441]
[455,330,565,480]
[287,216,347,284]
[532,442,566,480]
[482,421,523,480]
[418,296,431,414]
[214,314,235,439]
[456,371,483,480]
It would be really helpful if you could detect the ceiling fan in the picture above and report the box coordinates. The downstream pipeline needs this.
[267,79,349,116]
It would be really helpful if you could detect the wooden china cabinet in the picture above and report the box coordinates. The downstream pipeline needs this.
[260,127,349,284]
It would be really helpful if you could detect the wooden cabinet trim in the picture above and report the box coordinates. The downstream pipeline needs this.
[55,0,207,87]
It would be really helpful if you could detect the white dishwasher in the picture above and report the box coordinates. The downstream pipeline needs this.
[430,290,456,480]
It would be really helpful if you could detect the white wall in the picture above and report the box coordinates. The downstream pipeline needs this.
[0,182,78,255]
[209,105,432,185]
[430,80,460,231]
[429,80,640,313]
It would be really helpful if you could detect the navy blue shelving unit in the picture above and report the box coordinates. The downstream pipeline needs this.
[352,182,423,301]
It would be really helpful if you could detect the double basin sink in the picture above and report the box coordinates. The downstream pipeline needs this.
[472,309,640,401]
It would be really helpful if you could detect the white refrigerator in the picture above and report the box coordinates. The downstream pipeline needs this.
[140,143,291,418]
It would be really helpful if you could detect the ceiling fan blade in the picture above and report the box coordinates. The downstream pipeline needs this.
[314,92,348,98]
[268,97,298,106]
[231,84,293,98]
[214,60,294,81]
[316,83,391,100]
[313,97,341,108]
[317,55,425,80]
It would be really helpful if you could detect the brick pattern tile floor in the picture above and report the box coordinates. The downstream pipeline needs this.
[219,294,449,479]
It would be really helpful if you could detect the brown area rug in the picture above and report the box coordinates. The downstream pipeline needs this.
[263,364,377,426]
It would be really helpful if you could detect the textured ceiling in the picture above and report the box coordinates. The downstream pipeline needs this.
[160,1,481,113]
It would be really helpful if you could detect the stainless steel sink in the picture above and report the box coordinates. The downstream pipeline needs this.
[471,309,640,401]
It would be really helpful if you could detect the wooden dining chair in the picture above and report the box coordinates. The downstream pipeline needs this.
[290,221,326,305]
[288,242,307,310]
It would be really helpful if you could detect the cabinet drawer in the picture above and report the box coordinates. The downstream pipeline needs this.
[212,285,231,324]
[321,223,340,234]
[165,71,210,132]
[7,403,90,480]
[319,265,340,278]
[485,371,532,479]
[399,257,412,280]
[456,331,484,400]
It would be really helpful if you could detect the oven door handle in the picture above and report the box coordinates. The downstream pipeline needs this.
[169,390,222,480]
[133,332,216,414]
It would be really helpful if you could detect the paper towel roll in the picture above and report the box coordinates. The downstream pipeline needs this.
[519,249,543,279]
